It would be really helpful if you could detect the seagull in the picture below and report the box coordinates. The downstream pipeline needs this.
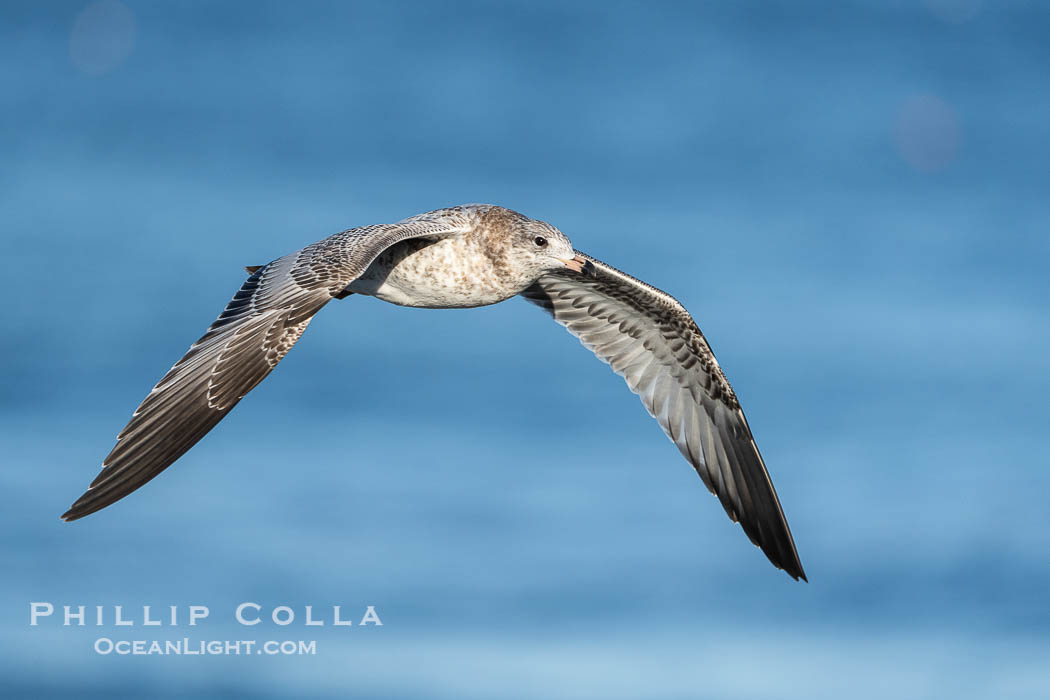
[62,204,806,581]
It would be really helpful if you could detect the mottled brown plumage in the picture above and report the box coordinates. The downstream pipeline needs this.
[522,253,805,580]
[62,204,805,581]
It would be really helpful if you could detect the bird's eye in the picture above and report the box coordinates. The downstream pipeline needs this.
[534,236,548,247]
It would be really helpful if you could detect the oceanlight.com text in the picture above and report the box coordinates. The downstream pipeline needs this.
[94,637,318,655]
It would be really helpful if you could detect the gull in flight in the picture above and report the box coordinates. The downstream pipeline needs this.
[63,204,806,581]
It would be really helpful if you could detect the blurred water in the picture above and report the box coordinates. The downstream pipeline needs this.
[2,1,1048,698]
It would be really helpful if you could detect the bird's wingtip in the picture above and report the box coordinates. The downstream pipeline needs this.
[61,492,93,522]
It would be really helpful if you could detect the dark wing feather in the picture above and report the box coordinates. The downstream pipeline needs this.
[62,213,469,520]
[521,251,806,581]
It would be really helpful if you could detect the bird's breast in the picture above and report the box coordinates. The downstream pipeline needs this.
[347,237,517,308]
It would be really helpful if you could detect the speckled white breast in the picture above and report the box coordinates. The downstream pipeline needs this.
[347,236,517,308]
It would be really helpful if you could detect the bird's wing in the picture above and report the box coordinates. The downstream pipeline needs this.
[520,251,806,580]
[62,213,470,521]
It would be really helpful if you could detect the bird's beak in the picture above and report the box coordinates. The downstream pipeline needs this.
[559,254,590,274]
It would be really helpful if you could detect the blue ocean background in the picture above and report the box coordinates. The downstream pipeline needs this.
[2,1,1048,697]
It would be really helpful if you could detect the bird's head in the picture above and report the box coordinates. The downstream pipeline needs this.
[476,206,591,285]
[514,221,589,276]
